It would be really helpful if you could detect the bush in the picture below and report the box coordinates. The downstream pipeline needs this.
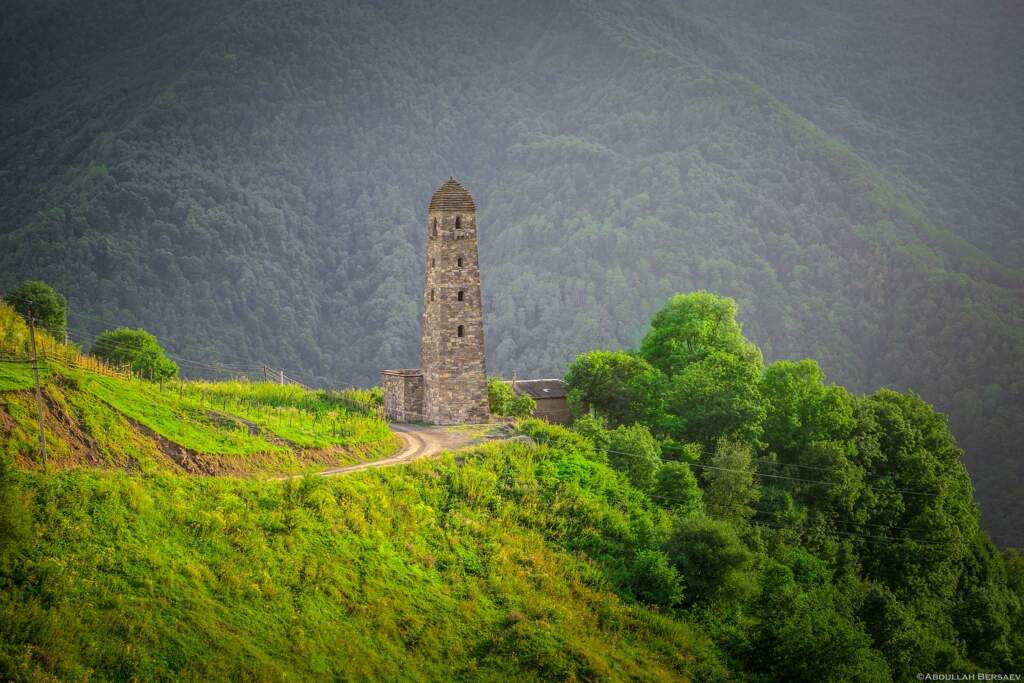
[652,461,703,516]
[488,377,536,418]
[607,423,661,492]
[628,549,684,608]
[664,515,755,607]
[91,328,179,380]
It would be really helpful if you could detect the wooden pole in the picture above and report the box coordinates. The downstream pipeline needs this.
[27,312,47,470]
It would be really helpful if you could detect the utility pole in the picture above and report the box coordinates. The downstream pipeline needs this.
[263,365,269,383]
[279,369,285,385]
[27,311,48,470]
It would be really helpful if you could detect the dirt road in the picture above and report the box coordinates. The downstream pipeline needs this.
[315,423,491,477]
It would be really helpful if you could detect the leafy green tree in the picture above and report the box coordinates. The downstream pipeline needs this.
[750,561,891,681]
[951,531,1017,670]
[664,515,755,607]
[639,291,759,378]
[487,377,536,418]
[664,349,765,446]
[2,280,67,339]
[564,350,665,427]
[761,359,855,462]
[652,461,703,516]
[628,549,684,608]
[702,438,760,524]
[606,423,661,491]
[92,328,179,380]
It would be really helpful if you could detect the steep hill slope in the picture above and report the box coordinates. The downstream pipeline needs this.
[606,0,1024,266]
[0,444,725,681]
[0,0,1020,543]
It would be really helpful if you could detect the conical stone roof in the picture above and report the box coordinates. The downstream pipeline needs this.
[429,176,475,213]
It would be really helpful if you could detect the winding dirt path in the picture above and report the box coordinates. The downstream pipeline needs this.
[314,423,487,477]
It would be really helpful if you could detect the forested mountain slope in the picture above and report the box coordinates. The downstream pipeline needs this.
[608,0,1024,266]
[0,0,1021,544]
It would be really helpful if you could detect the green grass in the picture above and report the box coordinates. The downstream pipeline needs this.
[80,372,285,456]
[0,441,725,681]
[178,380,391,449]
[0,357,397,473]
[0,362,44,391]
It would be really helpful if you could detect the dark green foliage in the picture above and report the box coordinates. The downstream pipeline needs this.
[665,516,756,607]
[91,328,179,380]
[559,292,1022,677]
[1,281,67,339]
[749,561,891,682]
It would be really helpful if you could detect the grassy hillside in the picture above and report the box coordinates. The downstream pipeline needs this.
[2,293,1023,680]
[0,305,397,476]
[0,444,725,681]
[0,0,1021,546]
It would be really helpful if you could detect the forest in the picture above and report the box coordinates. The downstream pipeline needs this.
[0,0,1021,546]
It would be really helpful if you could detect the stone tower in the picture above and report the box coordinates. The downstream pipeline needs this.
[419,177,489,424]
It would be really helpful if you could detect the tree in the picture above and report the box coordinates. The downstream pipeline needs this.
[760,359,855,462]
[664,515,755,607]
[664,349,765,446]
[564,350,665,427]
[750,561,891,681]
[2,280,67,339]
[652,461,703,516]
[487,377,536,418]
[92,328,178,380]
[639,293,765,446]
[606,423,661,491]
[702,438,760,524]
[639,291,759,378]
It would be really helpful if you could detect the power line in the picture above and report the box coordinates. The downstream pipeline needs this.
[63,327,272,374]
[568,439,942,498]
[649,493,941,536]
[523,434,951,545]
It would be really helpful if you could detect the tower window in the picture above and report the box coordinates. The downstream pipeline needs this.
[431,257,435,267]
[455,216,461,231]
[430,289,434,301]
[457,257,463,267]
[432,219,438,237]
[457,290,464,301]
[457,325,464,338]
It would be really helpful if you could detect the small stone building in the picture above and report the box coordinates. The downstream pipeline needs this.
[506,378,571,424]
[381,369,423,422]
[382,178,489,424]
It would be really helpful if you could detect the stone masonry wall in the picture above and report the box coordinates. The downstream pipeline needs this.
[420,205,489,424]
[382,370,424,422]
